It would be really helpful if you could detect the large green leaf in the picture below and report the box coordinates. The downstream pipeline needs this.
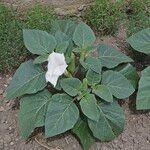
[56,41,69,53]
[98,44,133,68]
[86,69,101,86]
[60,78,82,96]
[127,28,150,54]
[5,60,46,101]
[88,101,125,141]
[92,85,113,102]
[72,119,95,150]
[85,57,102,74]
[102,70,135,99]
[55,31,69,43]
[80,94,99,122]
[23,29,57,55]
[115,63,139,89]
[73,22,96,48]
[45,94,79,138]
[136,66,150,110]
[51,20,76,39]
[18,90,52,139]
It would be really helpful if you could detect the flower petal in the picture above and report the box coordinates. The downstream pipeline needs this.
[53,64,68,75]
[46,52,68,86]
[45,72,59,87]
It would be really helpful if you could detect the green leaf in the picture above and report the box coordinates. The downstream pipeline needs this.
[127,28,150,54]
[92,85,113,102]
[23,29,57,55]
[55,31,69,43]
[45,94,79,138]
[86,69,101,86]
[33,54,49,64]
[18,90,52,139]
[56,41,69,53]
[72,119,95,150]
[85,57,102,74]
[51,20,76,39]
[115,63,139,89]
[88,101,125,141]
[102,70,135,99]
[72,47,82,53]
[98,44,133,68]
[136,66,150,110]
[60,78,82,96]
[5,60,46,101]
[80,94,99,122]
[85,45,98,52]
[73,22,96,48]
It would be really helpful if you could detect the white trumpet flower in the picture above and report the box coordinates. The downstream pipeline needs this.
[45,52,68,87]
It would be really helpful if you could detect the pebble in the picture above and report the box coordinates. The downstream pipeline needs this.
[0,106,4,112]
[6,75,9,78]
[4,84,8,87]
[8,126,12,130]
[113,139,118,144]
[0,89,3,94]
[10,142,14,146]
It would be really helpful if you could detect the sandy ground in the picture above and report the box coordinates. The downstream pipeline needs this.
[0,0,150,150]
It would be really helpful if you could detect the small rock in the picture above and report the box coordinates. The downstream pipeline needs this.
[4,84,8,87]
[10,142,14,146]
[6,75,9,78]
[0,89,3,94]
[113,139,118,144]
[8,126,12,130]
[0,106,4,112]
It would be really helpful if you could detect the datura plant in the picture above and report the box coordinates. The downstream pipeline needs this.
[5,20,138,150]
[127,28,150,110]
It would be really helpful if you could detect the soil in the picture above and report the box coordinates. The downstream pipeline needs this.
[0,75,150,150]
[0,0,150,150]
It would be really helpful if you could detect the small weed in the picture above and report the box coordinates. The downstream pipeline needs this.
[125,0,150,36]
[0,4,28,73]
[25,4,56,32]
[83,0,125,35]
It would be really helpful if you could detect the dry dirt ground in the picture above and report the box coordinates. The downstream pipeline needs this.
[0,0,150,150]
[0,74,150,150]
